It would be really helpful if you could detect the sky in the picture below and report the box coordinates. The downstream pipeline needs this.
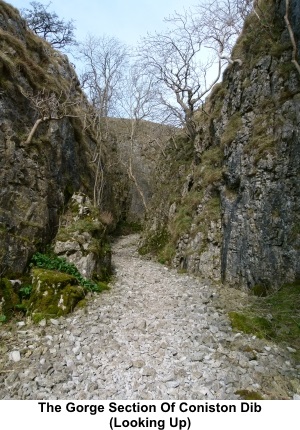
[7,0,220,119]
[8,0,199,47]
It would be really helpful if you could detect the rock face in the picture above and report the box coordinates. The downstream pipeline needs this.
[219,0,300,288]
[142,0,300,289]
[0,2,121,276]
[220,57,300,288]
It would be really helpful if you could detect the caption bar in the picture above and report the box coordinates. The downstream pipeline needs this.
[38,401,261,429]
[1,400,297,430]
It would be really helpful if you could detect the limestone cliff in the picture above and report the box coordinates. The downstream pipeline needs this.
[142,0,300,290]
[0,1,124,276]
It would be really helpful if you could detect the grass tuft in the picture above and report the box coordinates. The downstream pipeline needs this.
[228,283,300,362]
[235,390,264,400]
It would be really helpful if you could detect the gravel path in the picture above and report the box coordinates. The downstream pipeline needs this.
[0,234,299,399]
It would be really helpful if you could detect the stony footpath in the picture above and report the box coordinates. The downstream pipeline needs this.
[0,235,299,400]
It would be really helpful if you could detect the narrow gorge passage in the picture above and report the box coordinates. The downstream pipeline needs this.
[0,235,298,400]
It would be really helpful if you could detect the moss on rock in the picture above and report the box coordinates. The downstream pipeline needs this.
[28,268,86,320]
[0,278,19,320]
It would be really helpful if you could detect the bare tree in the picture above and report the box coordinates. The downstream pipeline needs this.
[22,86,82,144]
[115,64,160,212]
[138,1,252,140]
[80,103,107,208]
[21,2,77,50]
[77,35,128,207]
[139,19,208,140]
[79,34,128,119]
[190,0,253,65]
[236,0,254,20]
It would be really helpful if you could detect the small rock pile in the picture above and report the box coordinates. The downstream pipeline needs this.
[0,235,299,399]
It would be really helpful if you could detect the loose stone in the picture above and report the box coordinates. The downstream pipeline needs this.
[0,235,299,400]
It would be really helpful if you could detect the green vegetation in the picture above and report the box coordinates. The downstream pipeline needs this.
[235,390,264,400]
[53,194,113,284]
[229,283,300,362]
[172,206,193,240]
[18,284,33,300]
[207,82,227,118]
[252,284,269,297]
[0,278,19,321]
[232,0,285,69]
[229,311,274,339]
[246,113,277,162]
[56,217,104,242]
[221,113,243,147]
[0,27,56,93]
[140,117,223,265]
[139,131,196,261]
[114,219,143,236]
[198,146,224,188]
[29,268,86,321]
[139,227,170,256]
[31,252,107,293]
[200,195,220,222]
[157,242,176,265]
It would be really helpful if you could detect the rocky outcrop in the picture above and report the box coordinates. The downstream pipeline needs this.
[28,269,85,321]
[219,0,300,288]
[142,0,300,290]
[0,278,19,321]
[0,1,122,277]
[53,193,112,281]
[220,56,300,288]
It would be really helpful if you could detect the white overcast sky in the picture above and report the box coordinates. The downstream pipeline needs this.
[8,0,199,46]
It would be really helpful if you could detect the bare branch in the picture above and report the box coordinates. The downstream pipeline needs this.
[138,1,251,139]
[78,35,128,118]
[21,87,82,144]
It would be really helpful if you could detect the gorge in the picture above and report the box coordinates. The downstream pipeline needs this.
[0,0,299,400]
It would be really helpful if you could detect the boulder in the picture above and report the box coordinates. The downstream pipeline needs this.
[28,268,85,321]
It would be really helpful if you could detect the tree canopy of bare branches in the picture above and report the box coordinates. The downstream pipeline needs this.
[21,1,77,50]
[79,34,128,119]
[138,15,206,140]
[116,64,162,212]
[138,0,253,140]
[190,0,252,63]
